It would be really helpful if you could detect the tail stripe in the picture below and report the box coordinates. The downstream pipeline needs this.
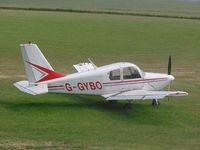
[26,61,64,83]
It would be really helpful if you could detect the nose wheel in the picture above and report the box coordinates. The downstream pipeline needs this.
[152,99,160,107]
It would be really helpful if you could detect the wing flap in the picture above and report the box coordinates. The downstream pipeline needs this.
[103,90,188,100]
[14,80,48,95]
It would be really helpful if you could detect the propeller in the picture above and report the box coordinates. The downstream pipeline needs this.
[167,56,172,101]
[168,55,171,75]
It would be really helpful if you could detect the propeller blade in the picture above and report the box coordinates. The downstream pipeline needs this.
[168,56,171,75]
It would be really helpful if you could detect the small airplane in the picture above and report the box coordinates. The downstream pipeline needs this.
[14,42,188,109]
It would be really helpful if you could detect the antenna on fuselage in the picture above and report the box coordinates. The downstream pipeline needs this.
[88,58,97,69]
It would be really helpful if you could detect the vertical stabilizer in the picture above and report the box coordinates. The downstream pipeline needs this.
[20,43,64,83]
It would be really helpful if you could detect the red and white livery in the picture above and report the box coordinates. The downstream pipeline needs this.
[14,43,188,109]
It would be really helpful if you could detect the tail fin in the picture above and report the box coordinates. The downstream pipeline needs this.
[20,43,64,83]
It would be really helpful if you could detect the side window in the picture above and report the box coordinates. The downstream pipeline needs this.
[109,69,120,80]
[123,67,141,79]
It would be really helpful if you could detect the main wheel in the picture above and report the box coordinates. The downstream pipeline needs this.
[108,100,118,104]
[123,101,132,110]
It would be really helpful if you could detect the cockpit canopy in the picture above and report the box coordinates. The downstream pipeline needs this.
[109,64,143,80]
[123,67,141,79]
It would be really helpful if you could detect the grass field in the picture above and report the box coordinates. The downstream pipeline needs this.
[0,9,200,149]
[1,0,200,17]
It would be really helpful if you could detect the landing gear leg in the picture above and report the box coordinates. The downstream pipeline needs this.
[108,100,117,105]
[152,99,160,107]
[123,101,132,110]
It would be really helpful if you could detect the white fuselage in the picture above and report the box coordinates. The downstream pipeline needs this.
[42,62,174,96]
[15,43,187,101]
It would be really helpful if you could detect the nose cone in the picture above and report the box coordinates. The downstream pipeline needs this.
[168,75,175,81]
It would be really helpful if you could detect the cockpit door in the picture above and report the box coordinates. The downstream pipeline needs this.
[122,66,144,90]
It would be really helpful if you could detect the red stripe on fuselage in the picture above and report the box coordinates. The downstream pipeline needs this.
[48,78,168,89]
[103,77,168,85]
[48,85,64,89]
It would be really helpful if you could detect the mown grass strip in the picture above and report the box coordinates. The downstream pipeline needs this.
[1,6,200,20]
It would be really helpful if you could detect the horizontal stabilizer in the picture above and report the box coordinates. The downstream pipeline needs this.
[14,80,48,95]
[103,90,188,101]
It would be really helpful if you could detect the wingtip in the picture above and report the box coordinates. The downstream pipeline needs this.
[176,91,188,96]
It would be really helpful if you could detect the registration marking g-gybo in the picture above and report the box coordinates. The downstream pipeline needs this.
[65,81,102,91]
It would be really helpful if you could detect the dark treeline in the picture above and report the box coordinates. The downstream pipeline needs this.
[1,6,200,20]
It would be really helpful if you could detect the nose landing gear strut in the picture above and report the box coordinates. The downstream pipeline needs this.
[152,99,160,107]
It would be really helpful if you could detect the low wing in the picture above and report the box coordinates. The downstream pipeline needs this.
[102,90,188,101]
[14,80,48,95]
